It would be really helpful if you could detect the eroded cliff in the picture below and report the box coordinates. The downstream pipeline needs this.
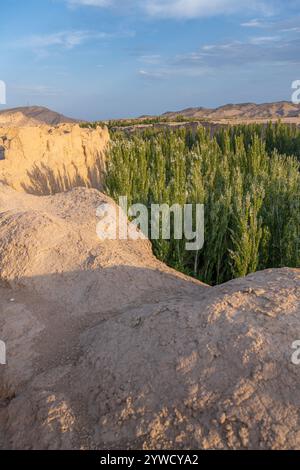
[0,124,109,193]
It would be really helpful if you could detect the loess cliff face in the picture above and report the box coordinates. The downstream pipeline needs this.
[0,124,109,194]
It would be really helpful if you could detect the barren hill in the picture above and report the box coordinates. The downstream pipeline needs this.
[162,101,300,124]
[0,106,78,127]
[0,184,299,450]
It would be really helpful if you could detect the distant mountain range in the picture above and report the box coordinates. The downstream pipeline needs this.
[161,101,300,122]
[1,101,300,127]
[0,106,77,127]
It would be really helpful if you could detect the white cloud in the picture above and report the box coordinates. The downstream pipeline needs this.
[281,27,300,32]
[139,30,300,80]
[139,69,167,80]
[14,31,102,49]
[173,35,300,67]
[249,35,280,44]
[65,0,275,19]
[241,15,300,32]
[241,18,270,27]
[145,0,268,19]
[68,0,112,6]
[139,64,210,80]
[13,30,134,51]
[139,54,162,65]
[12,84,61,96]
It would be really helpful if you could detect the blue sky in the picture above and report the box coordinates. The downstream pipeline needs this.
[1,0,300,120]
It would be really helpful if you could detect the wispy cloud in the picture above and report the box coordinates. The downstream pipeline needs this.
[139,54,162,65]
[174,36,300,67]
[249,35,281,44]
[138,31,300,80]
[139,64,211,80]
[64,0,279,19]
[12,84,62,96]
[241,14,300,34]
[139,69,167,80]
[68,0,112,6]
[241,18,271,27]
[281,27,300,33]
[14,31,106,50]
[144,0,274,19]
[13,29,135,52]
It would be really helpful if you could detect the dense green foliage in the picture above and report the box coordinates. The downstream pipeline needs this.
[80,115,207,130]
[218,122,300,161]
[105,124,300,285]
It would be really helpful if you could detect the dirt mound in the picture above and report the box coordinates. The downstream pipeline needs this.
[0,124,109,193]
[0,185,201,309]
[0,186,299,450]
[0,106,77,127]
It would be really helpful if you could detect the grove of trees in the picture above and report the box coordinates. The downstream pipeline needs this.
[106,123,300,285]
